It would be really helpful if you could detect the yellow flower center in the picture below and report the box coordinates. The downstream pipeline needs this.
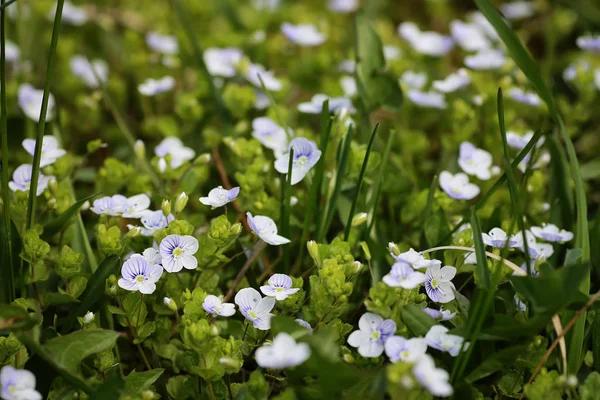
[430,279,439,289]
[275,287,284,293]
[173,247,183,257]
[249,310,258,319]
[136,275,145,283]
[297,156,308,166]
[371,330,381,340]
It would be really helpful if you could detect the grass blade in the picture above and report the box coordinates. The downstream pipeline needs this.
[470,209,490,289]
[365,129,395,238]
[344,123,379,241]
[0,0,17,11]
[281,147,294,273]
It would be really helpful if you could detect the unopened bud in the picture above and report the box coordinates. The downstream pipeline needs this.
[134,140,145,160]
[210,325,219,336]
[164,297,178,312]
[162,199,171,216]
[174,192,188,213]
[219,357,239,368]
[195,153,212,165]
[158,157,167,173]
[360,241,371,261]
[230,223,242,236]
[125,226,142,238]
[83,311,95,324]
[353,261,363,273]
[307,240,319,265]
[388,242,400,257]
[351,212,368,227]
[343,353,355,363]
[48,179,58,193]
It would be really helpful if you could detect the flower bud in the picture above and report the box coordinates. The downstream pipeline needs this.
[343,353,355,363]
[210,325,220,336]
[134,140,145,160]
[164,297,178,312]
[307,240,319,265]
[174,192,188,213]
[158,157,167,173]
[195,153,212,165]
[353,261,363,273]
[388,242,400,257]
[351,212,368,227]
[219,357,239,368]
[162,199,171,216]
[48,179,58,194]
[230,223,243,236]
[360,241,371,261]
[83,311,95,324]
[125,226,142,238]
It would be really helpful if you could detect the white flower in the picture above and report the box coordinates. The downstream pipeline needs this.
[439,171,480,200]
[422,307,457,321]
[382,262,427,289]
[347,312,396,358]
[154,137,196,169]
[295,319,313,334]
[245,63,282,91]
[407,90,447,109]
[260,274,300,300]
[117,256,163,294]
[450,20,491,52]
[595,69,600,90]
[458,141,494,180]
[384,336,428,363]
[338,59,356,74]
[400,70,427,89]
[297,93,354,114]
[235,287,276,330]
[146,32,179,55]
[252,117,289,155]
[8,164,53,196]
[508,88,542,107]
[424,264,457,304]
[340,76,357,97]
[50,1,87,25]
[203,295,236,317]
[515,295,527,311]
[140,210,174,236]
[159,234,199,273]
[469,11,500,42]
[90,195,127,216]
[204,47,243,77]
[274,138,322,185]
[136,248,162,266]
[255,333,311,368]
[482,227,520,248]
[18,84,56,122]
[118,194,151,218]
[328,0,358,13]
[246,212,290,245]
[200,186,240,208]
[69,56,109,88]
[577,35,600,53]
[432,69,471,93]
[500,1,535,20]
[254,0,281,10]
[530,223,573,243]
[563,59,590,82]
[506,130,545,150]
[5,41,19,65]
[412,354,454,397]
[21,135,66,168]
[0,365,42,400]
[464,49,506,70]
[384,45,402,61]
[398,22,454,56]
[138,76,175,96]
[513,230,555,261]
[425,325,468,357]
[83,311,94,324]
[281,23,326,46]
[392,248,439,270]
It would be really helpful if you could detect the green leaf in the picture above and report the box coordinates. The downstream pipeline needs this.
[0,304,39,333]
[42,192,101,240]
[565,248,583,267]
[401,304,436,336]
[89,375,125,400]
[0,219,20,303]
[470,210,490,289]
[424,207,451,251]
[123,369,165,396]
[43,329,119,375]
[465,345,528,383]
[580,372,600,400]
[123,292,147,328]
[580,159,600,181]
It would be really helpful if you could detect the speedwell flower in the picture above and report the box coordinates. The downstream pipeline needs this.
[252,117,289,155]
[140,210,174,236]
[382,262,427,289]
[425,264,457,303]
[384,336,428,363]
[146,32,178,55]
[90,195,128,216]
[297,93,354,114]
[400,70,427,89]
[0,365,42,400]
[407,90,447,109]
[281,23,326,46]
[482,227,519,248]
[392,248,439,269]
[328,0,358,13]
[458,141,494,180]
[260,274,300,300]
[464,49,505,70]
[121,194,152,218]
[117,256,163,294]
[255,333,311,369]
[9,164,53,196]
[274,137,322,185]
[432,69,471,93]
[51,1,87,25]
[501,1,535,20]
[22,135,66,168]
[295,319,313,334]
[245,63,282,91]
[138,76,175,96]
[423,307,457,321]
[398,22,454,56]
[204,47,243,77]
[450,20,491,52]
[203,295,236,317]
[235,287,276,330]
[246,212,290,245]
[439,171,480,200]
[18,84,56,122]
[159,234,199,272]
[506,130,545,150]
[576,35,600,53]
[133,247,162,266]
[425,325,468,357]
[347,312,396,358]
[69,56,108,88]
[199,186,240,208]
[509,88,542,107]
[154,137,196,170]
[413,354,454,397]
[530,223,573,243]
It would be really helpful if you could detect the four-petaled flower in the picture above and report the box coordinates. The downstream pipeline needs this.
[422,307,457,321]
[439,171,480,200]
[159,234,199,273]
[69,55,108,88]
[235,288,276,330]
[482,227,519,248]
[458,141,494,180]
[200,186,240,208]
[281,23,326,46]
[204,47,243,77]
[407,90,447,109]
[508,88,542,107]
[246,212,290,245]
[425,264,457,303]
[154,137,196,170]
[22,135,66,167]
[425,325,469,357]
[464,49,506,70]
[347,312,397,358]
[530,223,573,243]
[274,137,322,185]
[384,336,428,363]
[398,22,454,56]
[251,117,289,155]
[260,274,300,300]
[297,94,354,114]
[140,210,174,236]
[18,84,56,122]
[146,32,179,55]
[9,164,54,196]
[0,365,42,400]
[203,295,236,317]
[138,76,175,96]
[122,194,152,218]
[255,333,311,368]
[382,262,427,289]
[412,354,454,397]
[117,256,163,294]
[392,248,439,269]
[432,69,471,93]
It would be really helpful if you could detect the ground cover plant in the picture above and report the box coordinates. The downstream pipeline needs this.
[1,0,600,399]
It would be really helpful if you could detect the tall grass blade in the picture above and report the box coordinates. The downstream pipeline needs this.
[25,0,64,230]
[366,129,395,238]
[470,210,490,289]
[281,147,294,272]
[344,123,379,241]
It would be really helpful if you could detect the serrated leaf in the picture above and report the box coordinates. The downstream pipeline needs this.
[42,192,101,240]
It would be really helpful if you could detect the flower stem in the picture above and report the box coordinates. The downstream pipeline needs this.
[223,240,266,302]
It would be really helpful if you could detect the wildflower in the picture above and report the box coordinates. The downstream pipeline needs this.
[468,11,500,42]
[400,70,427,89]
[340,76,357,97]
[576,35,600,53]
[514,230,555,261]
[83,311,95,324]
[384,336,428,363]
[69,56,108,88]
[328,0,358,13]
[297,93,354,114]
[517,260,539,277]
[563,59,590,81]
[154,137,196,169]
[281,23,326,46]
[506,130,545,150]
[595,69,600,90]
[90,195,128,216]
[432,69,471,93]
[274,138,322,185]
[392,248,439,270]
[509,88,542,107]
[515,295,527,311]
[464,49,506,70]
[5,41,19,65]
[295,319,313,334]
[251,117,289,155]
[501,1,535,20]
[338,59,356,74]
[424,264,457,303]
[138,76,175,96]
[425,325,468,356]
[423,307,457,321]
[140,210,174,236]
[204,47,243,77]
[254,0,281,10]
[146,32,178,55]
[407,90,447,109]
[245,63,282,91]
[482,227,519,248]
[203,295,236,317]
[18,84,56,121]
[159,234,199,273]
[530,223,573,243]
[255,333,311,368]
[398,22,454,56]
[119,194,151,218]
[117,256,163,294]
[439,171,480,200]
[51,1,87,25]
[235,287,276,330]
[347,312,396,358]
[0,365,42,400]
[382,262,427,289]
[412,354,454,397]
[450,20,491,52]
[9,164,53,196]
[246,212,290,245]
[200,186,240,208]
[260,274,300,300]
[384,45,402,61]
[457,141,493,180]
[21,135,66,167]
[133,248,162,266]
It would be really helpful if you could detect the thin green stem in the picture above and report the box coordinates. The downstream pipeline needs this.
[281,147,294,273]
[0,0,17,10]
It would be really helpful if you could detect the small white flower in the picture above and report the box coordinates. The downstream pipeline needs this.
[384,45,402,61]
[21,135,66,168]
[392,248,439,270]
[432,69,471,93]
[200,186,240,208]
[513,230,555,261]
[469,11,500,42]
[563,59,590,82]
[121,194,152,218]
[338,59,356,74]
[18,84,56,122]
[203,295,236,317]
[297,93,354,114]
[464,49,506,70]
[260,274,300,300]
[159,234,199,273]
[281,23,326,46]
[246,212,290,246]
[347,312,396,358]
[501,1,535,20]
[50,1,87,25]
[83,311,94,324]
[251,117,289,155]
[382,262,427,289]
[274,138,322,185]
[422,307,457,321]
[458,141,494,180]
[506,130,545,150]
[255,333,311,368]
[90,194,128,216]
[482,227,520,248]
[5,41,19,65]
[450,20,491,52]
[577,35,600,53]
[9,164,53,196]
[439,171,480,200]
[69,56,109,88]
[340,76,357,97]
[146,32,179,55]
[398,22,454,56]
[140,210,174,236]
[425,325,468,357]
[509,88,542,107]
[407,90,447,109]
[0,365,42,400]
[204,47,243,77]
[594,69,600,91]
[235,287,276,330]
[154,137,196,170]
[246,63,282,91]
[328,0,358,13]
[530,223,573,243]
[400,70,427,89]
[384,336,428,363]
[138,76,175,96]
[412,354,454,397]
[117,256,163,294]
[424,264,457,304]
[295,319,313,334]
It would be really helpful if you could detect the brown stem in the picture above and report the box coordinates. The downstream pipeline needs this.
[223,240,266,302]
